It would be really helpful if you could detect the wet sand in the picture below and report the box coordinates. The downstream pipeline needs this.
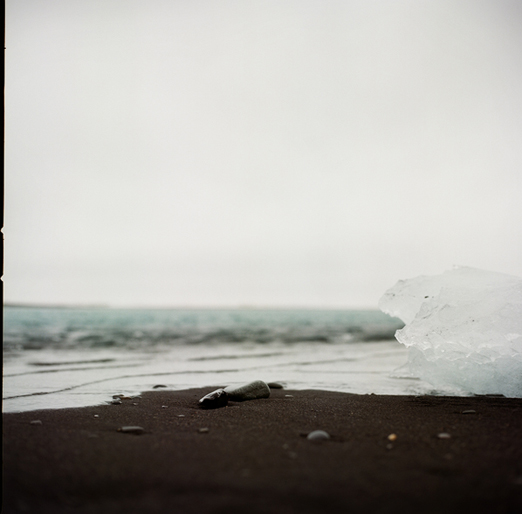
[3,387,522,513]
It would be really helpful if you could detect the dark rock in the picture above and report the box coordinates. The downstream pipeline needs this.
[198,388,228,409]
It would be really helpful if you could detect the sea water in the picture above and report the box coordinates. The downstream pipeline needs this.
[4,306,440,413]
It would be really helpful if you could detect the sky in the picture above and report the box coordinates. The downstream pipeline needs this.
[4,0,522,309]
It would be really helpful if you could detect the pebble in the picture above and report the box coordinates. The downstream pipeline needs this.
[161,405,168,409]
[307,430,330,441]
[153,384,167,389]
[112,394,124,399]
[117,426,145,435]
[267,382,285,389]
[111,399,123,405]
[30,420,42,425]
[93,415,99,418]
[224,380,270,401]
[198,427,210,433]
[462,410,477,414]
[198,388,229,409]
[285,395,294,398]
[387,433,397,441]
[177,414,185,418]
[437,432,451,439]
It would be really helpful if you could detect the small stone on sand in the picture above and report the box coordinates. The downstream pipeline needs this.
[198,427,210,433]
[437,432,451,439]
[30,420,42,425]
[388,433,397,441]
[307,430,330,441]
[462,410,477,414]
[267,382,285,389]
[224,380,270,401]
[153,385,167,389]
[117,426,145,434]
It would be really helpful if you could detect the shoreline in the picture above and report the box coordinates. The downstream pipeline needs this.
[4,387,522,513]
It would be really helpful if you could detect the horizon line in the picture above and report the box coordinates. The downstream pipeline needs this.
[3,301,381,311]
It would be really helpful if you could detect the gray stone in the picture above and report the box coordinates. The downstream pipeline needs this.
[117,426,145,435]
[307,430,330,441]
[224,380,270,401]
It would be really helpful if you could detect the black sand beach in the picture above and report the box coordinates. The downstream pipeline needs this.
[3,387,522,513]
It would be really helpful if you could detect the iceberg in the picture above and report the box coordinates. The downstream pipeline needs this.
[379,267,522,397]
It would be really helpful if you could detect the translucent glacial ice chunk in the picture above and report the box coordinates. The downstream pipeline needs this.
[378,267,522,397]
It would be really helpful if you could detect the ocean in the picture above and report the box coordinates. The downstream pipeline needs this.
[3,306,439,413]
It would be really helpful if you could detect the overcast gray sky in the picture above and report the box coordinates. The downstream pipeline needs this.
[5,0,522,308]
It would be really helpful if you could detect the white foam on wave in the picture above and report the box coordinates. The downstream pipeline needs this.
[379,267,522,397]
[3,340,434,413]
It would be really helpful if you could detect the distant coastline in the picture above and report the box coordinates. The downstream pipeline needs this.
[3,302,111,310]
[3,302,383,311]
